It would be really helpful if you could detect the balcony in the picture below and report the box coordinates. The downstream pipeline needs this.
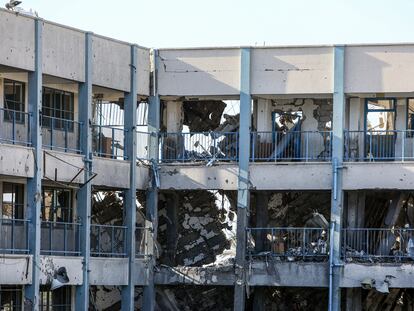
[0,218,29,254]
[0,107,31,146]
[40,221,81,256]
[343,227,414,262]
[344,130,414,161]
[92,124,126,160]
[247,227,329,261]
[159,132,238,163]
[90,224,127,257]
[250,131,332,162]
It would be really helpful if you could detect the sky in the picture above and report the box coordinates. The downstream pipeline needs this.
[17,0,414,48]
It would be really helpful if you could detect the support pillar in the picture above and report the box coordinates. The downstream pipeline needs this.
[75,31,93,310]
[143,49,161,311]
[395,99,407,159]
[121,44,138,311]
[329,45,345,311]
[165,101,183,159]
[256,99,272,143]
[24,18,43,310]
[233,47,252,311]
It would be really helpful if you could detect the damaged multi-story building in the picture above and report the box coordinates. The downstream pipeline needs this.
[2,6,414,311]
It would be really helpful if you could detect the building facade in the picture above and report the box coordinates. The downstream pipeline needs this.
[1,7,414,311]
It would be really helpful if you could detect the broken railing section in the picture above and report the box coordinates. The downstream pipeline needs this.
[344,130,414,161]
[247,227,329,261]
[92,124,127,160]
[159,132,238,163]
[250,131,332,162]
[342,227,414,262]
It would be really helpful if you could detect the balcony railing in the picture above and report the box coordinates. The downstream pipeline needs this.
[251,131,332,162]
[344,130,414,161]
[159,132,238,163]
[342,228,414,262]
[42,116,82,153]
[0,218,29,254]
[90,224,127,257]
[40,221,81,256]
[0,107,31,146]
[247,227,329,261]
[92,124,127,160]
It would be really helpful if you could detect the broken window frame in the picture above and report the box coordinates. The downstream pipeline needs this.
[3,79,25,123]
[1,182,24,219]
[42,87,75,132]
[41,188,73,223]
[364,98,397,160]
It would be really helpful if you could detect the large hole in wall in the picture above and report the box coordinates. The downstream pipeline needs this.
[157,190,237,267]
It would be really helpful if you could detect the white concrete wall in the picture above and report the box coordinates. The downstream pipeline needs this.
[0,9,34,71]
[43,150,84,184]
[0,255,32,284]
[159,164,239,190]
[43,22,85,81]
[89,257,128,285]
[39,256,83,285]
[158,48,241,96]
[92,157,130,188]
[92,35,130,92]
[345,45,414,93]
[251,47,333,95]
[0,144,34,178]
[137,47,150,96]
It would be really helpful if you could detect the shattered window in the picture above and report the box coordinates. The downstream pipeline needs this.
[3,79,25,123]
[41,188,73,223]
[1,183,24,219]
[366,99,395,132]
[272,111,303,132]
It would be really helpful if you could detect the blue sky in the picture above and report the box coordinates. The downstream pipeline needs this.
[20,0,414,48]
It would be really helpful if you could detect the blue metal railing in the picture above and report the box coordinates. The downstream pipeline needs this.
[342,227,414,262]
[344,130,414,161]
[159,131,238,163]
[0,218,29,254]
[41,115,82,154]
[0,107,31,146]
[250,131,332,162]
[90,224,127,257]
[40,221,81,256]
[247,227,329,260]
[92,124,127,160]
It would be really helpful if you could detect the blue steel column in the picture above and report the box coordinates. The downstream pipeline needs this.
[233,47,252,311]
[75,31,93,310]
[329,45,345,311]
[25,18,43,310]
[143,49,160,311]
[121,44,138,311]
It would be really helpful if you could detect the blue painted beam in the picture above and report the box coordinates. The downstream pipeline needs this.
[24,18,43,311]
[329,45,345,311]
[233,47,252,311]
[121,44,138,311]
[143,49,160,311]
[75,31,93,310]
